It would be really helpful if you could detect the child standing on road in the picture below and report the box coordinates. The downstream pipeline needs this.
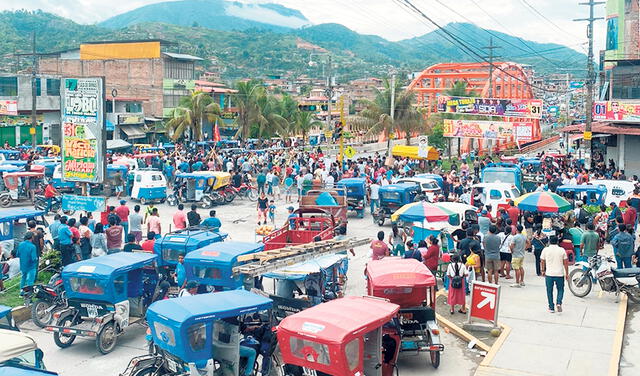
[268,200,276,224]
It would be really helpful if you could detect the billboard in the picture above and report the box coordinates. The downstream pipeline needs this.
[443,119,534,141]
[437,96,543,119]
[593,101,640,122]
[61,77,106,183]
[0,100,18,116]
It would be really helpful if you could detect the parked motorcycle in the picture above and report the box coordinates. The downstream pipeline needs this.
[22,269,67,328]
[568,254,640,302]
[33,194,75,215]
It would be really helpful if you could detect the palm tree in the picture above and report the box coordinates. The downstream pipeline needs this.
[165,91,222,141]
[232,80,289,139]
[291,111,323,144]
[350,78,424,153]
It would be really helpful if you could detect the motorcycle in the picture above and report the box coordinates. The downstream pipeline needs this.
[22,268,67,328]
[34,194,75,215]
[568,254,640,303]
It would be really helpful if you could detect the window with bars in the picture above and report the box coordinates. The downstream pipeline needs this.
[0,77,18,96]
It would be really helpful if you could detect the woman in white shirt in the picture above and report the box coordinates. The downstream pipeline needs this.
[447,253,469,314]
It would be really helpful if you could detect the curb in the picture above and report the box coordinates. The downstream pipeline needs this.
[12,305,31,324]
[609,294,628,376]
[435,313,491,352]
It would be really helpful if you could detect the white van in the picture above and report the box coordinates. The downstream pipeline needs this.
[470,183,521,217]
[395,177,442,201]
[590,180,635,206]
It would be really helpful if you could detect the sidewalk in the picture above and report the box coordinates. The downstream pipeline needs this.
[475,247,625,376]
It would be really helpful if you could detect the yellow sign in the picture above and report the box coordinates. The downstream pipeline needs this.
[80,41,161,60]
[29,127,36,135]
[583,131,592,141]
[344,145,356,159]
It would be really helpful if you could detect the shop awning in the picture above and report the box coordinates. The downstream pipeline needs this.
[120,125,146,139]
[106,139,131,150]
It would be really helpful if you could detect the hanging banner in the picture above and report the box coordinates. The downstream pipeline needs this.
[0,100,18,116]
[437,96,543,119]
[61,77,105,183]
[593,101,640,122]
[443,119,534,141]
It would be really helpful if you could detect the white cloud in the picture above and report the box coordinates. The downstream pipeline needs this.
[0,0,606,53]
[225,2,310,28]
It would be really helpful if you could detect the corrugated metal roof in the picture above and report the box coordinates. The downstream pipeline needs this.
[162,52,203,61]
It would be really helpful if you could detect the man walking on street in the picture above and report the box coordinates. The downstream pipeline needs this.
[510,224,526,287]
[611,224,635,269]
[187,204,201,227]
[580,223,599,261]
[541,235,569,313]
[129,205,144,243]
[483,225,501,284]
[58,216,74,266]
[18,232,38,293]
[115,200,130,237]
[173,204,187,230]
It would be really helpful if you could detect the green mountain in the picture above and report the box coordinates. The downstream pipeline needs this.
[99,0,309,31]
[0,10,585,82]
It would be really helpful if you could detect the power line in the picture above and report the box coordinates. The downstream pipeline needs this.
[519,0,586,44]
[396,0,566,93]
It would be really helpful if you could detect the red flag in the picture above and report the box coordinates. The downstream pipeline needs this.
[213,120,221,142]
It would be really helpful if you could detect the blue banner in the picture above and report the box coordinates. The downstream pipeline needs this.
[569,81,584,89]
[62,194,106,212]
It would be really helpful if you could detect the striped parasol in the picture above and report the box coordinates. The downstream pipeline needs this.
[391,201,458,223]
[513,191,572,213]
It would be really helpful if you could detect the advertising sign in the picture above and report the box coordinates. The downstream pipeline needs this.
[437,96,543,119]
[0,114,43,126]
[62,194,107,212]
[61,77,105,183]
[468,281,501,326]
[569,81,585,89]
[0,100,18,116]
[443,119,534,141]
[593,101,640,122]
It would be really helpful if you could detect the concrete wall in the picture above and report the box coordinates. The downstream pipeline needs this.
[39,57,164,118]
[0,74,60,111]
[624,135,640,176]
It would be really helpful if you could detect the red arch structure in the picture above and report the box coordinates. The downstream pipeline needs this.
[408,62,540,152]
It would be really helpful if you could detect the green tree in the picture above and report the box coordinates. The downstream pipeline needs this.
[233,80,264,139]
[349,78,424,152]
[232,80,290,139]
[291,111,323,143]
[165,91,222,141]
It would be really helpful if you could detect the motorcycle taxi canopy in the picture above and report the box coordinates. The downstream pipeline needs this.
[184,241,264,288]
[146,290,272,363]
[366,258,436,308]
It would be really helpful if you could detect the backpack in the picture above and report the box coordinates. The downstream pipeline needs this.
[451,263,463,289]
[578,208,590,225]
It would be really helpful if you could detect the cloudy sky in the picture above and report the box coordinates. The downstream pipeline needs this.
[1,0,606,53]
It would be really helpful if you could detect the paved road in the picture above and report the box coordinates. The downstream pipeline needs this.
[21,195,480,376]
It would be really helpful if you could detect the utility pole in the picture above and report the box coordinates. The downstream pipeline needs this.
[30,31,38,147]
[574,0,604,170]
[482,37,501,155]
[388,72,396,156]
[325,55,333,133]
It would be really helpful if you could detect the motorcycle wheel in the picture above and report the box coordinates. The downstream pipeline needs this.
[132,368,156,376]
[63,209,75,216]
[214,193,225,205]
[96,322,118,354]
[224,190,236,203]
[248,189,258,202]
[139,197,147,205]
[201,195,213,209]
[0,194,12,208]
[625,286,640,303]
[568,268,593,298]
[31,299,53,328]
[377,218,385,226]
[167,195,178,206]
[53,316,77,348]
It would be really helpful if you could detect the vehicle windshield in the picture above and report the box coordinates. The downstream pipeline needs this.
[69,277,105,295]
[380,191,400,201]
[421,181,439,190]
[192,266,222,280]
[4,153,20,161]
[1,349,38,369]
[483,171,516,185]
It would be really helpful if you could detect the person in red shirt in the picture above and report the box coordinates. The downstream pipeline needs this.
[141,232,156,253]
[506,201,520,225]
[67,218,81,262]
[43,182,58,214]
[623,198,637,227]
[173,204,187,230]
[424,237,441,277]
[370,231,390,260]
[114,200,130,238]
[100,208,109,226]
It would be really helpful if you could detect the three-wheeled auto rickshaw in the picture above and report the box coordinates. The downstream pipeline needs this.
[169,171,221,208]
[46,253,159,354]
[120,290,274,376]
[0,149,27,167]
[211,171,234,203]
[154,227,228,271]
[0,329,58,375]
[130,169,167,205]
[0,165,22,191]
[262,208,337,251]
[0,208,46,260]
[51,164,75,191]
[184,241,264,292]
[277,296,400,376]
[557,184,607,206]
[374,183,421,226]
[89,164,130,196]
[264,253,349,310]
[366,258,444,370]
[336,178,366,218]
[0,171,45,207]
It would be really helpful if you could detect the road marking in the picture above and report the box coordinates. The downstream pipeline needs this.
[608,294,627,376]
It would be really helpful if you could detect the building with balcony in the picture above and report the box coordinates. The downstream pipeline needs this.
[0,73,61,146]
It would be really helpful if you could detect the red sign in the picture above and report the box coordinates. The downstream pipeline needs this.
[469,281,500,323]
